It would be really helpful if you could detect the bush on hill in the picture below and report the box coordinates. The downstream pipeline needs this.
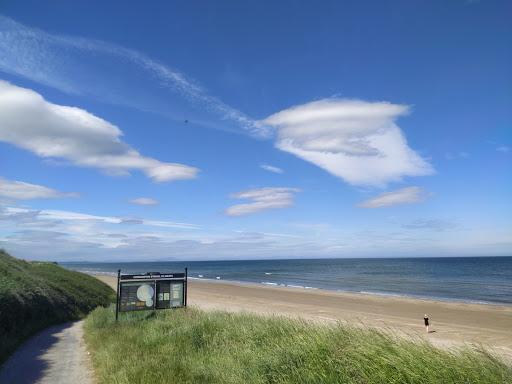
[0,250,114,363]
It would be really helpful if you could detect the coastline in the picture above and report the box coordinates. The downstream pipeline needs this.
[93,274,512,361]
[190,276,512,307]
[78,269,512,307]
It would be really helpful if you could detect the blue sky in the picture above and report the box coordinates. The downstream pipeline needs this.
[0,0,510,261]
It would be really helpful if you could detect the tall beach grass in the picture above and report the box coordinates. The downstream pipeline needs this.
[84,305,512,384]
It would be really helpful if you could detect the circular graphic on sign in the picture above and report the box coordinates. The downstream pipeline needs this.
[136,284,154,305]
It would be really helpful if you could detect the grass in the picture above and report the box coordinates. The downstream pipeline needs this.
[0,250,115,363]
[84,306,512,384]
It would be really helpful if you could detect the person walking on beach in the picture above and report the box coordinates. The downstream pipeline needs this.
[424,314,430,333]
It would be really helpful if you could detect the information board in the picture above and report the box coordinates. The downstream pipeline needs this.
[115,269,187,319]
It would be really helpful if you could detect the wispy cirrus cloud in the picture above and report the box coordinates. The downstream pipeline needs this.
[358,186,428,208]
[262,99,433,187]
[129,197,159,206]
[226,187,300,216]
[445,151,469,160]
[1,206,199,230]
[0,16,434,188]
[0,15,268,137]
[402,218,459,232]
[0,80,198,182]
[1,205,509,261]
[260,164,284,174]
[0,204,325,261]
[0,177,78,200]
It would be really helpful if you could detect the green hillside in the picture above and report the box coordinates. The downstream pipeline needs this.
[0,250,114,363]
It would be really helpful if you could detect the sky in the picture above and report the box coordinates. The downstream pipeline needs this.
[0,0,510,261]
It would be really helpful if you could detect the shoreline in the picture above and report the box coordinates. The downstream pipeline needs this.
[190,276,512,307]
[93,273,512,362]
[78,269,512,307]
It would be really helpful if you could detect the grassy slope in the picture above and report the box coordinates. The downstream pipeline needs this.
[0,250,115,363]
[85,306,512,384]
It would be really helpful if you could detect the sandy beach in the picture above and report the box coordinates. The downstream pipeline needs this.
[95,275,512,361]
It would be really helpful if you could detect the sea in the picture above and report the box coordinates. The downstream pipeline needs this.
[61,256,512,305]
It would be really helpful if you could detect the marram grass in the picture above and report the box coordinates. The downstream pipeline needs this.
[84,306,512,384]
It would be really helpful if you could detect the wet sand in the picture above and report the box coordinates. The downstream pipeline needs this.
[95,275,512,361]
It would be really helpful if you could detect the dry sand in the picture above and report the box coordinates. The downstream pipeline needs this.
[95,275,512,361]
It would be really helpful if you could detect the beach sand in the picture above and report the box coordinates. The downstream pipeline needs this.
[95,275,512,361]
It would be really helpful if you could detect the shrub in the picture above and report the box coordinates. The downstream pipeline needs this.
[0,250,115,363]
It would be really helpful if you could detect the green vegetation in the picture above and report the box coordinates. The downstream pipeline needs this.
[85,306,511,384]
[0,250,114,363]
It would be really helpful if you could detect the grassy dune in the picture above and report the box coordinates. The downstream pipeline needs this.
[0,250,115,363]
[84,306,512,384]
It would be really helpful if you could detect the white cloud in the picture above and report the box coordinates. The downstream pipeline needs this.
[1,207,199,229]
[402,219,459,231]
[233,230,300,239]
[0,177,78,200]
[0,16,268,138]
[1,206,510,261]
[260,164,284,174]
[445,151,469,160]
[226,187,300,216]
[0,80,199,182]
[496,146,510,153]
[0,16,438,184]
[129,197,159,205]
[358,186,428,208]
[262,99,433,187]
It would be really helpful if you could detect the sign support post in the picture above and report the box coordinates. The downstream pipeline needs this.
[115,269,121,322]
[184,267,188,307]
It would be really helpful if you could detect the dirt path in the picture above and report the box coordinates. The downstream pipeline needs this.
[0,321,94,384]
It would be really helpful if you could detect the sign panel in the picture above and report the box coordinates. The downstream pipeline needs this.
[170,282,184,307]
[120,281,156,311]
[116,269,187,318]
[156,281,171,309]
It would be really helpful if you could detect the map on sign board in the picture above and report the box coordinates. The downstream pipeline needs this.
[119,282,155,311]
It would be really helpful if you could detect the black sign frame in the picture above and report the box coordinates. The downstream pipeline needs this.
[115,268,188,320]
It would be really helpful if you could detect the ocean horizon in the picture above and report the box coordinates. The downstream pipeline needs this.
[62,256,512,306]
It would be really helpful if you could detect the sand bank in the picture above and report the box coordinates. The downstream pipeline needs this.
[95,275,512,361]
